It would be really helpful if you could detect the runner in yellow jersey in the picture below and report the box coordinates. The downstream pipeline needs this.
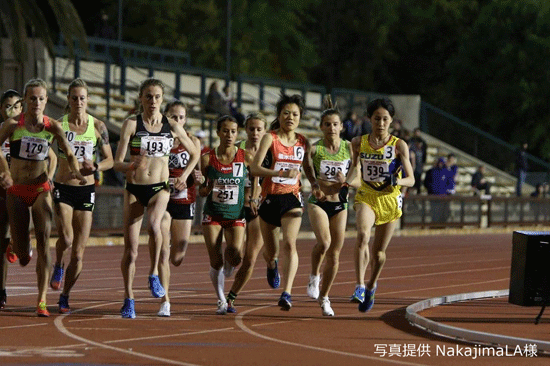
[340,98,414,313]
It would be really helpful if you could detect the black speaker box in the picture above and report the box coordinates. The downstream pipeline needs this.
[509,231,550,306]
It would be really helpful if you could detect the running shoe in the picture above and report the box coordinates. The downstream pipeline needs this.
[158,301,171,317]
[50,264,64,290]
[37,301,50,317]
[267,261,280,289]
[58,294,71,314]
[319,297,334,316]
[358,286,377,313]
[350,285,365,303]
[216,300,228,315]
[306,274,320,299]
[0,289,6,310]
[278,292,292,311]
[6,242,17,263]
[121,298,136,319]
[148,274,166,298]
[226,299,237,314]
[223,259,235,278]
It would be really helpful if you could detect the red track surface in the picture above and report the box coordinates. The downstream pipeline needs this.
[0,232,548,365]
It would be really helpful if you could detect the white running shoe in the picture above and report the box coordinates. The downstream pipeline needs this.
[320,297,334,316]
[216,300,228,315]
[306,274,320,299]
[157,301,171,317]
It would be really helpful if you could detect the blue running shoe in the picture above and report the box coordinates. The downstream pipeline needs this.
[278,291,292,311]
[58,294,71,314]
[267,261,280,289]
[358,286,377,313]
[121,298,136,318]
[226,298,237,314]
[50,264,64,290]
[148,275,166,298]
[350,286,365,303]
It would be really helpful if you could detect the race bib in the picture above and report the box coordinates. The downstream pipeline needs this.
[1,140,9,163]
[212,183,239,205]
[141,136,173,157]
[19,136,49,160]
[319,159,350,182]
[361,160,389,182]
[169,177,188,199]
[169,150,190,169]
[71,140,94,162]
[272,162,300,185]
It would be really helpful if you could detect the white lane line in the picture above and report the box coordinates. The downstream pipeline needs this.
[53,315,202,366]
[0,323,48,330]
[103,327,234,345]
[234,306,428,366]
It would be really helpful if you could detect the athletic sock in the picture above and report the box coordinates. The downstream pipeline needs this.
[209,267,225,302]
[227,291,237,302]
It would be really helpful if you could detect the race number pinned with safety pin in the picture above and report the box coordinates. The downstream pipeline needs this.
[320,159,350,182]
[361,145,395,182]
[232,162,244,177]
[19,136,49,160]
[168,177,188,199]
[141,136,173,157]
[65,131,93,162]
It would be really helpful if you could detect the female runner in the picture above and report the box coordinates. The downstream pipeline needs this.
[250,94,320,311]
[156,100,202,317]
[342,98,414,312]
[114,79,199,318]
[200,115,250,314]
[0,89,23,309]
[225,113,266,313]
[49,78,114,314]
[306,97,359,316]
[0,79,85,316]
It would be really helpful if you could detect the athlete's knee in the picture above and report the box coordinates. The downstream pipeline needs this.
[373,250,386,265]
[356,231,370,248]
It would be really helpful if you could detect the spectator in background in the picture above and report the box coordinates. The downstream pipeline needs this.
[424,157,452,222]
[391,119,404,139]
[471,165,491,196]
[531,183,544,198]
[341,111,369,141]
[205,81,230,116]
[515,142,528,196]
[94,11,116,40]
[446,153,458,195]
[409,138,425,195]
[222,85,245,126]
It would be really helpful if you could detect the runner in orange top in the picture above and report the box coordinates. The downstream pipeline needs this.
[250,94,321,311]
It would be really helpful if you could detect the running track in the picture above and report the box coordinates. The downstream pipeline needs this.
[1,232,548,365]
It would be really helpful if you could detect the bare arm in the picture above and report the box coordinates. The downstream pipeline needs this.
[113,118,141,173]
[0,120,16,188]
[396,139,415,188]
[198,153,212,197]
[47,148,57,180]
[303,140,324,200]
[343,136,361,186]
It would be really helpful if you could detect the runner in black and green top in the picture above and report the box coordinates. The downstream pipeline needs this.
[306,97,360,316]
[199,115,255,315]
